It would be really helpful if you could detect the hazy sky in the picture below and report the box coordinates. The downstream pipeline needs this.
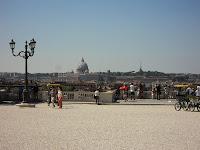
[0,0,200,73]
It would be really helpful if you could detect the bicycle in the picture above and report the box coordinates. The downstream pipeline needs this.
[174,95,190,111]
[188,97,200,112]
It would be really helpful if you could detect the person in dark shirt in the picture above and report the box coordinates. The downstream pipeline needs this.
[156,84,161,100]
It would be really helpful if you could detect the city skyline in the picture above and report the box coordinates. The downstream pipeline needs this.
[1,0,200,74]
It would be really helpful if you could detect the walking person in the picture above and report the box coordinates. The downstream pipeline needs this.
[151,85,156,99]
[47,88,51,106]
[94,89,100,105]
[138,82,144,99]
[49,87,56,107]
[114,87,120,102]
[156,84,161,100]
[195,85,200,100]
[123,83,129,101]
[130,83,135,100]
[57,87,63,109]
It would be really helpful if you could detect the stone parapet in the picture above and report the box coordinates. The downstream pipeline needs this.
[38,91,113,103]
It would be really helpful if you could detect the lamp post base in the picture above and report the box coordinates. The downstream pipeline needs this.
[16,102,35,108]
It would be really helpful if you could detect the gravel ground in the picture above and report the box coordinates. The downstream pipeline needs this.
[0,103,200,150]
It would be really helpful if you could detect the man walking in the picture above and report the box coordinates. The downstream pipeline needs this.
[49,87,56,107]
[94,89,100,105]
[130,83,135,100]
[156,84,161,100]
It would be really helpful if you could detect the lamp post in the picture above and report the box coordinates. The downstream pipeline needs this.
[9,39,36,106]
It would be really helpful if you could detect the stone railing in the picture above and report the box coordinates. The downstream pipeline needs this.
[38,91,113,103]
[0,90,176,103]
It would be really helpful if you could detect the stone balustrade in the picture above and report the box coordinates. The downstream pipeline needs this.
[0,90,177,103]
[38,91,113,103]
[38,90,176,103]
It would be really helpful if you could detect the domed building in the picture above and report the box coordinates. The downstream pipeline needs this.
[76,58,89,74]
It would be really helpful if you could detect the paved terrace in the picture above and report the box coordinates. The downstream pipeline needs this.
[0,101,200,150]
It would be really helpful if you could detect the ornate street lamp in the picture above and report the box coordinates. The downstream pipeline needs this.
[9,39,36,106]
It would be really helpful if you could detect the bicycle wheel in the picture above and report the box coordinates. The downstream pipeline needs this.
[174,102,181,111]
[188,102,195,112]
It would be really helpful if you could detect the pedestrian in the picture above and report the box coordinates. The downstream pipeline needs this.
[57,87,63,109]
[156,84,161,100]
[123,83,129,101]
[94,89,100,105]
[129,83,135,100]
[47,88,51,106]
[151,85,156,99]
[136,88,140,98]
[195,86,200,100]
[141,83,145,99]
[113,87,120,102]
[116,87,120,99]
[138,82,144,99]
[49,87,56,107]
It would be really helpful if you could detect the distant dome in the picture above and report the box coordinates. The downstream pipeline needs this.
[76,58,89,74]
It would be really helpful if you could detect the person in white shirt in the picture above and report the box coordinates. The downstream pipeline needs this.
[186,87,193,95]
[129,83,135,100]
[195,86,200,98]
[94,89,100,105]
